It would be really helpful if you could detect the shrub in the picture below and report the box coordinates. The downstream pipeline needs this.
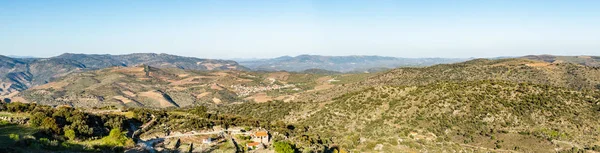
[100,129,134,147]
[274,141,295,153]
[9,133,20,141]
[64,129,76,141]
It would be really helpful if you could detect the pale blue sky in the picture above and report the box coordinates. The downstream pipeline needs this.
[1,0,599,58]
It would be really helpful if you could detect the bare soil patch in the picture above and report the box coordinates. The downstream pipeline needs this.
[139,91,177,108]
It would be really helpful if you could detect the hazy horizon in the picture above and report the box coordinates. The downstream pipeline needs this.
[2,1,599,59]
[7,52,600,60]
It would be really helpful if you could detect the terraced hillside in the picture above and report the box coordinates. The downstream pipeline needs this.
[12,66,357,108]
[0,53,246,98]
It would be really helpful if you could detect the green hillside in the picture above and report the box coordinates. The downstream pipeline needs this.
[294,80,600,152]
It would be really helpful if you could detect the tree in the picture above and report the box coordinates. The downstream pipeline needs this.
[66,111,93,136]
[144,65,150,77]
[100,129,134,147]
[30,112,47,127]
[0,100,6,111]
[6,102,29,112]
[41,117,60,133]
[103,115,124,130]
[190,106,208,118]
[64,129,76,140]
[333,148,348,153]
[274,141,295,153]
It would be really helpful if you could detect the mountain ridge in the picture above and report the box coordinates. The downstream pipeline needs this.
[237,54,469,72]
[0,53,246,97]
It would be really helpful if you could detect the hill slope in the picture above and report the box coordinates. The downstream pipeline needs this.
[55,53,246,70]
[220,58,600,152]
[294,80,600,152]
[12,66,347,108]
[0,53,246,97]
[294,58,600,103]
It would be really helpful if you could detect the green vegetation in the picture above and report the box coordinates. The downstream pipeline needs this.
[0,102,133,152]
[274,141,295,153]
[98,129,134,147]
[294,80,600,152]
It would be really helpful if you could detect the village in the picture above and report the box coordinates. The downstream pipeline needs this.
[135,126,275,153]
[230,83,298,97]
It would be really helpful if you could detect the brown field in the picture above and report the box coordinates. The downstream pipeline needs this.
[139,91,177,108]
[212,98,222,104]
[312,76,335,91]
[267,72,290,82]
[210,84,224,90]
[196,92,210,99]
[245,92,272,103]
[113,96,134,103]
[31,81,69,90]
[201,63,223,70]
[525,62,551,67]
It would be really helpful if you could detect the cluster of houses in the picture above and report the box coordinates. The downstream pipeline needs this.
[162,127,272,151]
[246,131,270,150]
[195,129,272,151]
[230,84,297,97]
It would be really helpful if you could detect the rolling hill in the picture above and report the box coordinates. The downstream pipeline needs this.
[3,55,600,152]
[222,58,600,152]
[293,58,600,104]
[11,65,351,108]
[0,53,246,98]
[294,80,600,152]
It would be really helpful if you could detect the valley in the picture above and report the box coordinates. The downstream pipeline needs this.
[1,55,600,153]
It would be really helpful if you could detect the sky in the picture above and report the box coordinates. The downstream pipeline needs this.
[1,0,599,59]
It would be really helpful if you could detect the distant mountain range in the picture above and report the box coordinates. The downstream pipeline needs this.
[236,55,469,72]
[6,55,38,59]
[2,53,598,99]
[0,53,245,97]
[521,55,600,67]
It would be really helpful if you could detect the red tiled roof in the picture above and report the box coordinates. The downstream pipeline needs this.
[247,142,260,147]
[253,131,268,137]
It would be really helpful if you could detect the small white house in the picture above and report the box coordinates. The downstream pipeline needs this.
[202,138,212,144]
